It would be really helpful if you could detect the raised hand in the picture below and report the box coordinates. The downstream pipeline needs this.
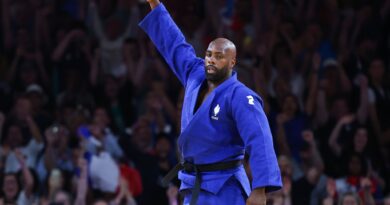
[146,0,160,9]
[339,114,355,125]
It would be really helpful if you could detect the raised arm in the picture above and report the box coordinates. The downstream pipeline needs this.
[26,116,43,143]
[356,75,369,124]
[275,113,292,157]
[328,115,355,156]
[302,130,324,172]
[87,1,105,40]
[52,29,85,61]
[74,158,88,205]
[304,53,320,116]
[15,149,34,198]
[139,0,203,86]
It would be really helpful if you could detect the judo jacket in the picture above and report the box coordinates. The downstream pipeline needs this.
[139,3,282,196]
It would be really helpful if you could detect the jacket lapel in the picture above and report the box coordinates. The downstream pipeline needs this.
[178,72,238,154]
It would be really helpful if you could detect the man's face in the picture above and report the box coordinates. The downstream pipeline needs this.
[14,98,32,121]
[342,195,358,205]
[93,108,110,128]
[3,175,18,199]
[369,59,385,81]
[354,128,368,152]
[6,125,23,148]
[204,40,235,83]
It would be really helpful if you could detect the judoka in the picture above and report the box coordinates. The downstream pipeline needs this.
[139,1,282,204]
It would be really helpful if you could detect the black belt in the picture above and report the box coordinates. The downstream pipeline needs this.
[161,159,243,205]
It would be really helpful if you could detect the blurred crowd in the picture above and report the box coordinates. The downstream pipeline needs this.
[0,0,389,204]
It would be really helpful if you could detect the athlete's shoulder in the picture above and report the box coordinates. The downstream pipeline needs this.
[232,82,261,99]
[230,82,263,107]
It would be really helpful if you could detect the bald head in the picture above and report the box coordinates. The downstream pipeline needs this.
[209,38,237,59]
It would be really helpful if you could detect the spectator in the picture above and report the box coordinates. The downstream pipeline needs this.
[56,69,95,110]
[2,113,44,173]
[152,133,177,205]
[84,108,124,160]
[120,117,160,204]
[273,93,309,162]
[0,149,35,204]
[92,74,136,133]
[367,58,390,145]
[335,153,382,202]
[338,192,362,205]
[1,172,21,204]
[87,0,139,77]
[35,125,73,183]
[50,190,72,205]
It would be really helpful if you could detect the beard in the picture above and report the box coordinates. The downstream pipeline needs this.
[205,65,229,83]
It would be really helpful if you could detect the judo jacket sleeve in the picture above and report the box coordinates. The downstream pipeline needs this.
[231,86,282,192]
[139,3,204,86]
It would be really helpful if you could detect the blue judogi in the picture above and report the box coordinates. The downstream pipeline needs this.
[139,3,282,204]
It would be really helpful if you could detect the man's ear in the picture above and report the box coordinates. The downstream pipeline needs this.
[231,58,236,67]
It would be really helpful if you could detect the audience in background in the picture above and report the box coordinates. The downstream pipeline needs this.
[0,0,389,204]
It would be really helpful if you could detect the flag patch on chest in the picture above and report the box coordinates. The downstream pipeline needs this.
[211,104,220,120]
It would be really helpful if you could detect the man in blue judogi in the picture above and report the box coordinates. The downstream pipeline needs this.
[139,1,282,204]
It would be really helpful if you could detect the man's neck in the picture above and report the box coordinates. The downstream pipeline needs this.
[207,81,218,92]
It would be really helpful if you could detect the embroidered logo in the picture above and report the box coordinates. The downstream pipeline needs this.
[211,104,220,120]
[247,95,255,105]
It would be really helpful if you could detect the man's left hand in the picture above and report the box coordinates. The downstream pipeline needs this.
[246,188,266,205]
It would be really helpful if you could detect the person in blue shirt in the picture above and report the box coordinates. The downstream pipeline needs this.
[139,1,282,205]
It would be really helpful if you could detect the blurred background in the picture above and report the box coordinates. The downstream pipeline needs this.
[0,0,389,204]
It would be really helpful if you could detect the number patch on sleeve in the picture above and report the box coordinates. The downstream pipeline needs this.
[247,95,255,105]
